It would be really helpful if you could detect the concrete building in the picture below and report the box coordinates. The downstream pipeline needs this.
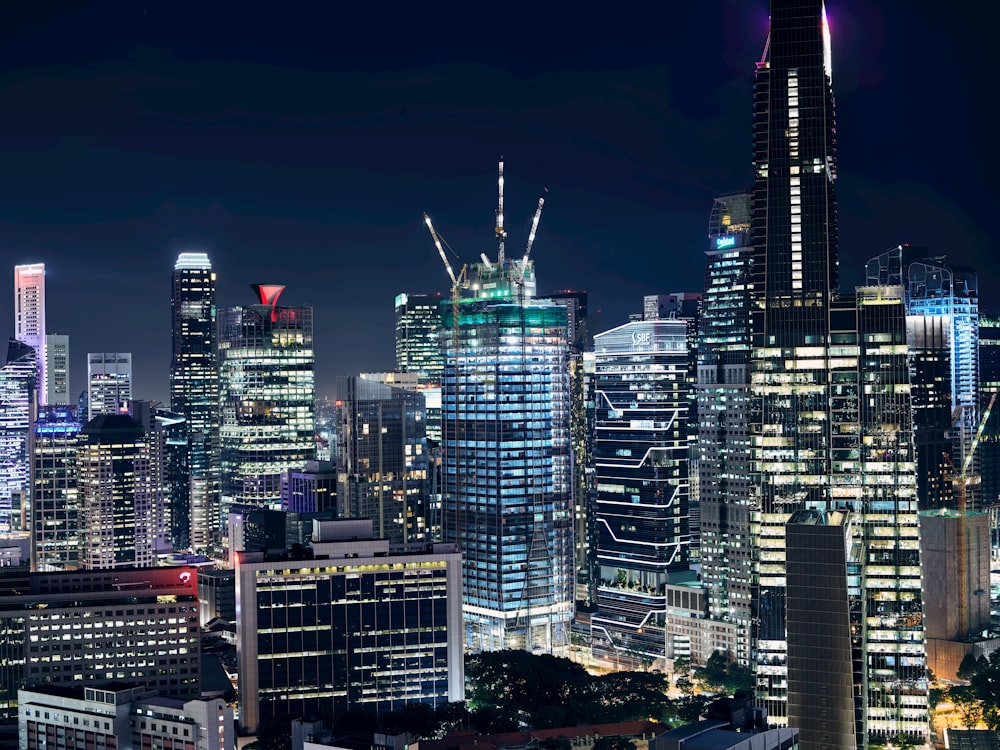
[0,567,200,721]
[18,683,232,750]
[236,518,463,733]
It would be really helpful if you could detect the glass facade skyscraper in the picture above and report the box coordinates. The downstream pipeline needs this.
[0,339,36,534]
[697,193,753,666]
[219,285,315,523]
[29,405,82,571]
[13,263,45,406]
[170,252,220,550]
[441,263,574,653]
[395,292,444,443]
[748,2,928,744]
[590,319,692,666]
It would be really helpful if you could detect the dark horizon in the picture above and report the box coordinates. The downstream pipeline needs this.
[2,1,997,402]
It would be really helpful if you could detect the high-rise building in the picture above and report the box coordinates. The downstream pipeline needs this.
[395,292,444,443]
[29,405,82,571]
[219,285,315,521]
[45,333,70,406]
[236,519,463,734]
[130,400,184,555]
[441,261,574,653]
[14,263,46,405]
[590,319,693,667]
[867,246,981,510]
[979,312,1000,545]
[696,192,753,666]
[336,374,429,549]
[170,252,220,551]
[87,352,132,419]
[0,566,201,721]
[0,339,36,534]
[540,290,596,607]
[78,414,162,569]
[748,3,928,744]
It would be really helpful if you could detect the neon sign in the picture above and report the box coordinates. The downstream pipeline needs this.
[716,236,736,249]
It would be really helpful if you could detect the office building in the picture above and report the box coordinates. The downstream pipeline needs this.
[280,460,336,513]
[13,263,46,405]
[219,285,315,519]
[540,290,596,607]
[18,684,233,750]
[867,246,982,510]
[29,405,82,571]
[696,193,752,665]
[336,374,429,548]
[45,333,70,406]
[0,567,200,721]
[440,257,574,653]
[979,312,1000,546]
[78,414,162,569]
[235,518,463,733]
[171,252,221,551]
[197,568,236,627]
[87,353,132,420]
[590,318,692,666]
[130,401,185,555]
[0,339,36,534]
[395,292,444,443]
[748,2,928,744]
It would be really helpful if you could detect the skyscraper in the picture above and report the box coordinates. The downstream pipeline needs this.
[218,285,315,522]
[395,292,444,443]
[78,414,162,569]
[14,263,46,405]
[748,2,928,744]
[87,352,132,419]
[697,192,753,666]
[29,405,82,571]
[590,318,693,667]
[441,260,574,653]
[45,333,70,406]
[0,339,36,534]
[335,374,430,548]
[170,252,220,550]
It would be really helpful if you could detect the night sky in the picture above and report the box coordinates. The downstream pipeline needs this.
[1,2,998,401]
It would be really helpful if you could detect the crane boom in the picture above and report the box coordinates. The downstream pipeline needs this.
[496,158,506,264]
[424,213,457,286]
[964,391,998,475]
[519,190,547,281]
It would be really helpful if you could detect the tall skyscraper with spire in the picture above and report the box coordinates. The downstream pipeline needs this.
[171,252,220,550]
[747,2,928,745]
[14,263,46,405]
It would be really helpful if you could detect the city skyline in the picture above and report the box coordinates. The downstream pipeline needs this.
[1,2,997,402]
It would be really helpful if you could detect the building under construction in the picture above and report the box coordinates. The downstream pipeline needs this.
[428,161,575,652]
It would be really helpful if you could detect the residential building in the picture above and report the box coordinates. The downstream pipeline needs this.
[170,252,221,551]
[29,405,82,571]
[590,318,693,667]
[13,263,45,405]
[235,518,463,733]
[87,353,132,420]
[219,285,315,520]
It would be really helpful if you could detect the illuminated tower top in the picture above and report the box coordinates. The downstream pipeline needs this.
[14,263,46,405]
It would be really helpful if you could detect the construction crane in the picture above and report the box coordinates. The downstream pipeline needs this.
[942,391,998,513]
[518,190,547,283]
